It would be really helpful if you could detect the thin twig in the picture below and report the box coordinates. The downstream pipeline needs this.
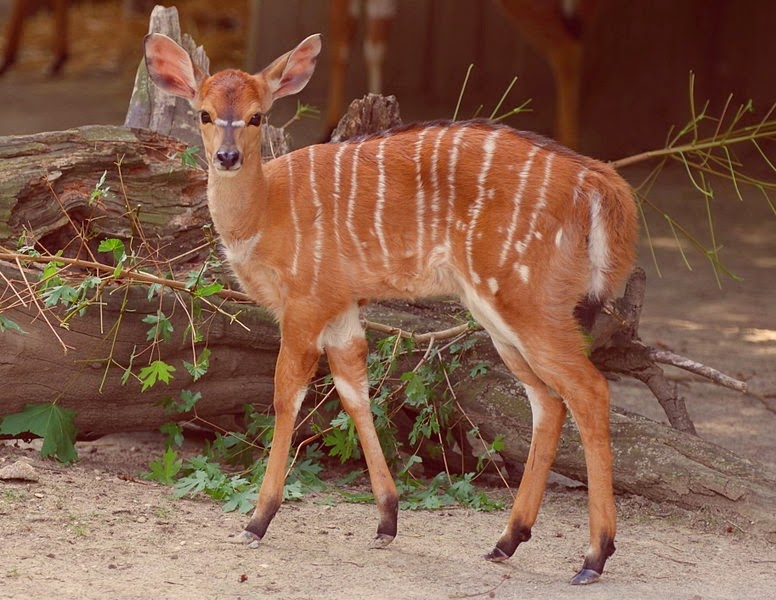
[12,257,71,352]
[0,250,251,303]
[363,319,473,342]
[649,349,748,393]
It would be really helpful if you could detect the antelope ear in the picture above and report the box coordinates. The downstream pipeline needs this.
[260,34,322,103]
[144,33,207,100]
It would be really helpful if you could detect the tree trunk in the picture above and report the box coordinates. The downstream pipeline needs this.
[0,261,280,438]
[0,125,209,259]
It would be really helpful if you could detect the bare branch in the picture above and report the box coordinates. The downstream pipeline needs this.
[650,349,748,393]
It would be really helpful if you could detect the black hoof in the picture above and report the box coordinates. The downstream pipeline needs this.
[483,546,510,562]
[570,568,601,585]
[370,533,395,549]
[227,530,262,548]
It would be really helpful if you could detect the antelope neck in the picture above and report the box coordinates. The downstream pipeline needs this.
[207,157,267,245]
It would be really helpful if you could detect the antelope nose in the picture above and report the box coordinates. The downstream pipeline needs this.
[215,148,241,170]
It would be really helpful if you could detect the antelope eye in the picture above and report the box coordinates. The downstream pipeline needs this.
[200,111,212,125]
[248,112,262,127]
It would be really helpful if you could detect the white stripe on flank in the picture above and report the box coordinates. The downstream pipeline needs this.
[429,128,446,244]
[346,143,370,269]
[413,127,431,273]
[333,144,348,254]
[499,145,540,267]
[572,166,589,205]
[465,129,501,285]
[514,150,555,258]
[374,138,390,269]
[445,126,467,247]
[308,146,324,290]
[287,158,302,276]
[588,189,610,298]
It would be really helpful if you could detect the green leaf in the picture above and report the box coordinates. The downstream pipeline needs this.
[41,284,79,308]
[183,348,210,381]
[142,311,173,342]
[144,447,182,484]
[138,360,176,391]
[0,403,78,463]
[162,389,202,415]
[178,145,200,168]
[97,238,126,264]
[39,257,64,289]
[469,362,489,377]
[222,486,258,513]
[194,282,223,298]
[400,371,430,407]
[0,314,26,334]
[89,170,110,204]
[160,422,184,447]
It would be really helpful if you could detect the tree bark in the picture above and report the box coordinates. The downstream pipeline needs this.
[0,125,209,259]
[0,261,280,438]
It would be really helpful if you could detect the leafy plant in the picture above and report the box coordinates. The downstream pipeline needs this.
[0,403,77,463]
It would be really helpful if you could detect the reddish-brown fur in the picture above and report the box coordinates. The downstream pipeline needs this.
[144,32,637,585]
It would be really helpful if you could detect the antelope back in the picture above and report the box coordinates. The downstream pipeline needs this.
[256,121,637,317]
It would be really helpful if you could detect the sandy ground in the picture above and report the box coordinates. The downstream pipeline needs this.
[1,4,775,599]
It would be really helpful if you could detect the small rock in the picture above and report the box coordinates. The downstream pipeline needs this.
[0,460,39,482]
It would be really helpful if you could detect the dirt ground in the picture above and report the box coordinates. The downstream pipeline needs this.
[1,4,776,599]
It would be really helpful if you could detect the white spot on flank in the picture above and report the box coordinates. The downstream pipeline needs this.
[516,263,530,283]
[555,228,564,247]
[487,277,499,295]
[466,130,501,286]
[499,145,540,267]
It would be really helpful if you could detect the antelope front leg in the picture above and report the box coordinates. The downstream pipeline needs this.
[241,337,321,545]
[326,335,399,547]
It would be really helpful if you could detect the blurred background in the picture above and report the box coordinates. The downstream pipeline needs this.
[0,0,774,160]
